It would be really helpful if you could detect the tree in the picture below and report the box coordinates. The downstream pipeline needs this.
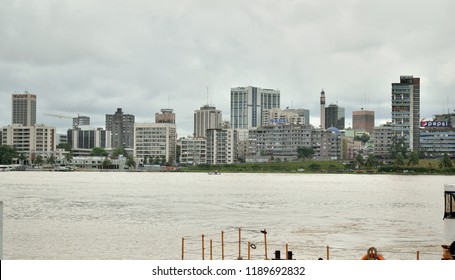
[354,133,370,144]
[35,155,44,166]
[297,147,315,160]
[390,136,408,159]
[0,145,18,164]
[439,153,453,169]
[365,154,377,168]
[407,151,419,166]
[126,156,136,169]
[47,154,56,165]
[112,147,128,159]
[395,153,405,166]
[354,153,364,168]
[102,157,112,169]
[65,152,73,162]
[90,147,108,157]
[57,143,72,151]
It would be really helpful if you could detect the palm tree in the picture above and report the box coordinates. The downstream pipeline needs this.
[365,154,377,168]
[407,151,419,166]
[395,153,405,166]
[355,154,364,169]
[439,153,453,169]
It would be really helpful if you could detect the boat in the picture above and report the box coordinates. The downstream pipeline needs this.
[55,166,75,172]
[208,170,221,175]
[442,184,455,260]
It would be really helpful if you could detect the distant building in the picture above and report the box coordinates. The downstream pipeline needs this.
[12,91,36,126]
[155,109,175,124]
[352,109,375,133]
[319,127,342,160]
[325,104,345,130]
[73,116,90,127]
[193,105,222,138]
[105,108,135,149]
[230,86,280,129]
[206,128,237,164]
[179,137,207,165]
[134,123,177,164]
[67,126,111,150]
[391,75,420,152]
[373,123,394,158]
[420,117,455,157]
[320,90,326,129]
[1,124,55,163]
[262,108,309,127]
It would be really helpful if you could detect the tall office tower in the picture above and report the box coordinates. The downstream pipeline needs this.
[352,109,375,133]
[320,90,326,129]
[194,105,222,138]
[230,86,280,129]
[155,109,175,124]
[391,75,420,152]
[105,108,135,149]
[325,104,345,130]
[73,116,90,127]
[12,91,37,126]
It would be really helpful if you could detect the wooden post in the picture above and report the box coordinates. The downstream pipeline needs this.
[221,231,225,260]
[0,201,3,260]
[417,250,420,260]
[238,227,242,260]
[202,234,205,260]
[181,238,185,260]
[286,243,289,260]
[263,229,268,260]
[248,241,251,260]
[210,239,213,260]
[326,245,330,260]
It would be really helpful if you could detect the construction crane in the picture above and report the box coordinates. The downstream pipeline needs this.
[43,113,73,119]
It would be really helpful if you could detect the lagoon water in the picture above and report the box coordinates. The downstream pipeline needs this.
[0,172,451,260]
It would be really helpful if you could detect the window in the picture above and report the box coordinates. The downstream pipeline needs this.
[445,192,455,219]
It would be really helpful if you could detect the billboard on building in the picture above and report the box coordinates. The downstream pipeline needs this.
[420,119,450,128]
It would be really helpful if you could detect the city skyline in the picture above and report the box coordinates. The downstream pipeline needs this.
[1,1,454,137]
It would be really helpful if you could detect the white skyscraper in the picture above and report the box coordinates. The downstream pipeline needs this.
[230,86,280,129]
[193,105,222,138]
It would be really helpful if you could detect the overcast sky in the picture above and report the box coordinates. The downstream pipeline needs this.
[1,0,454,137]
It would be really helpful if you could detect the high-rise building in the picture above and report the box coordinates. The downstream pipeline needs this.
[155,109,175,124]
[325,104,345,130]
[12,91,36,126]
[391,75,420,152]
[352,109,375,133]
[206,128,237,164]
[194,105,222,138]
[230,86,280,129]
[262,108,310,127]
[320,90,326,129]
[73,116,90,127]
[134,123,177,164]
[105,108,135,149]
[67,126,111,150]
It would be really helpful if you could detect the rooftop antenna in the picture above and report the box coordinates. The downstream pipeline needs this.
[206,87,209,106]
[168,95,171,109]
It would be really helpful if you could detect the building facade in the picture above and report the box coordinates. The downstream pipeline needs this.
[134,123,177,164]
[12,92,37,126]
[373,123,394,158]
[230,86,280,129]
[320,90,326,129]
[325,104,345,130]
[206,128,237,164]
[67,126,111,150]
[391,75,420,152]
[1,124,55,163]
[352,109,375,133]
[155,109,176,124]
[262,108,309,127]
[194,105,222,138]
[73,116,90,127]
[179,137,207,165]
[105,108,135,149]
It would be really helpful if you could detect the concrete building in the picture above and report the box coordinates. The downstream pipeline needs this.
[206,128,237,164]
[391,75,420,152]
[106,108,135,149]
[194,105,222,138]
[67,126,111,150]
[179,137,207,165]
[319,127,342,160]
[134,123,177,164]
[230,86,280,129]
[373,123,394,158]
[420,120,455,157]
[1,124,56,163]
[12,91,36,126]
[325,104,345,130]
[73,116,90,127]
[155,109,175,124]
[247,124,313,162]
[262,108,309,127]
[352,109,375,133]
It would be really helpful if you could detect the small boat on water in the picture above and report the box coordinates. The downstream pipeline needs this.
[208,170,221,175]
[55,166,75,172]
[442,184,455,260]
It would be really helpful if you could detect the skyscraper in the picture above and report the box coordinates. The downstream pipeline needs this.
[105,108,135,149]
[230,86,280,129]
[391,76,420,152]
[352,109,375,133]
[320,90,326,129]
[12,91,36,126]
[194,105,222,138]
[155,109,175,124]
[325,104,345,130]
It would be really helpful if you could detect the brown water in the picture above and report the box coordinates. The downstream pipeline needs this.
[0,172,450,259]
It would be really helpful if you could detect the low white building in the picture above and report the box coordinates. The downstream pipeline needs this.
[134,123,177,164]
[179,137,207,165]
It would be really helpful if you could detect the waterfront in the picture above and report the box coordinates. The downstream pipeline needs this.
[0,172,451,260]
